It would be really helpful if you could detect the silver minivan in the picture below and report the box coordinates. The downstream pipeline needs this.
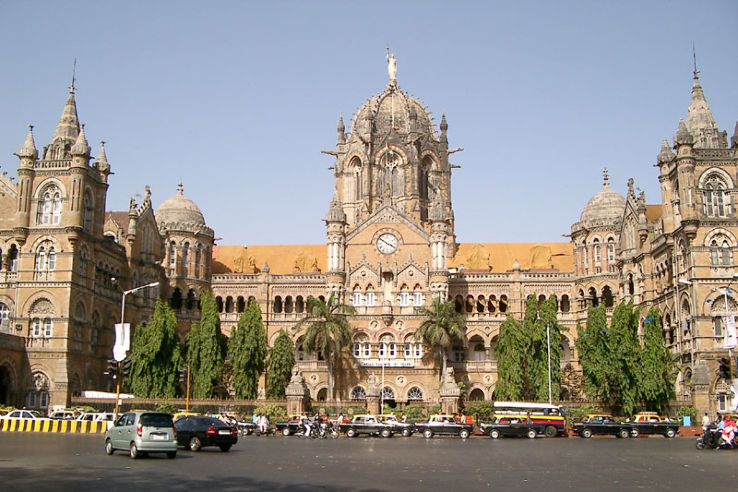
[105,411,177,459]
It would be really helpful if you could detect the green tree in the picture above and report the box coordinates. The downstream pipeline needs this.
[266,330,295,399]
[607,301,642,414]
[187,291,225,398]
[530,296,563,402]
[128,300,183,397]
[639,306,676,411]
[575,305,609,400]
[229,300,267,399]
[295,294,355,401]
[414,297,465,386]
[495,315,526,401]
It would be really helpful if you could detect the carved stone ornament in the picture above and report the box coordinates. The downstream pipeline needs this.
[290,366,304,384]
[29,298,55,316]
[33,372,49,391]
[444,366,456,385]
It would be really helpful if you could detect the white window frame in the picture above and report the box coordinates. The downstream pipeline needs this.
[352,291,363,307]
[399,291,410,307]
[413,291,423,307]
[365,291,376,307]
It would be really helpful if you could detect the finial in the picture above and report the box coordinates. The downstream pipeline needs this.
[692,43,699,80]
[70,58,77,93]
[177,182,183,195]
[602,167,609,188]
[386,47,397,85]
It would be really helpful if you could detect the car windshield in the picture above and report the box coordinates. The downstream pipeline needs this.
[193,417,222,426]
[29,411,42,418]
[140,413,173,427]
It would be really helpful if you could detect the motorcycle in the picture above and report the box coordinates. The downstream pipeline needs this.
[696,428,737,450]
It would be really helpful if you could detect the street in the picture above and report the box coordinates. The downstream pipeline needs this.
[0,433,735,491]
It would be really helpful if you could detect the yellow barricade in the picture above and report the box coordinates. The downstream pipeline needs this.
[0,418,108,434]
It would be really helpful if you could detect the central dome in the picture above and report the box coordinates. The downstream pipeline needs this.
[350,85,436,138]
[155,183,208,232]
[579,171,625,226]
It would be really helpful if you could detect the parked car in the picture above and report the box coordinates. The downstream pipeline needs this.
[77,412,115,429]
[105,411,177,459]
[480,417,539,439]
[378,414,415,437]
[49,410,79,420]
[275,415,309,436]
[0,409,46,420]
[174,415,238,452]
[414,415,474,439]
[338,415,394,438]
[573,414,632,439]
[628,413,679,438]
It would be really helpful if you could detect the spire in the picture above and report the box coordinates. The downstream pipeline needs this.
[50,85,81,147]
[17,125,37,159]
[440,114,448,142]
[95,140,109,167]
[675,118,694,146]
[686,58,720,148]
[325,190,346,223]
[732,121,738,148]
[71,123,90,156]
[337,114,345,144]
[658,139,675,163]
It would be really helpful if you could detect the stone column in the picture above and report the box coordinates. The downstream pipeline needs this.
[365,373,380,414]
[440,367,460,415]
[285,367,310,416]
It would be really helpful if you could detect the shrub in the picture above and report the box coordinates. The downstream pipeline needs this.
[156,402,177,414]
[676,406,697,424]
[567,404,604,422]
[253,404,287,419]
[464,402,495,420]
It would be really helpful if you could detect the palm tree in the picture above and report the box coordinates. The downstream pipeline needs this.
[414,297,465,386]
[295,293,356,401]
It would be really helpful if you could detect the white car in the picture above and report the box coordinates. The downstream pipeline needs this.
[1,410,46,420]
[77,412,115,429]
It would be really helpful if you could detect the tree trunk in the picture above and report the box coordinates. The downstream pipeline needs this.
[327,354,334,402]
[440,347,447,386]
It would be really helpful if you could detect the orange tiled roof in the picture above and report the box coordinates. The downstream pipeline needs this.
[105,211,130,235]
[449,242,573,273]
[212,244,326,274]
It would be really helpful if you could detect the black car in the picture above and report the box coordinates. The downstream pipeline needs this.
[628,413,679,438]
[480,418,539,439]
[414,415,474,439]
[573,414,632,439]
[338,415,394,438]
[174,416,238,452]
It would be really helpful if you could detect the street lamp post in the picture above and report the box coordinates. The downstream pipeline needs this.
[113,280,159,417]
[546,321,552,405]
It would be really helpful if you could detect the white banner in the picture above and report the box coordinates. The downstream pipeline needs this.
[113,323,131,361]
[358,360,415,368]
[724,316,737,350]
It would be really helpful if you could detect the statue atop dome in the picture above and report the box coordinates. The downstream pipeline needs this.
[386,47,397,85]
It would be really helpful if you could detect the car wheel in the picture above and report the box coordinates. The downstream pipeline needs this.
[665,429,676,439]
[402,429,411,437]
[526,429,537,439]
[381,428,392,438]
[618,428,629,439]
[581,428,592,439]
[346,428,356,438]
[490,429,501,439]
[544,426,557,438]
[166,451,177,459]
[189,436,202,451]
[459,429,470,439]
[423,429,433,439]
[219,444,231,452]
[282,428,291,437]
[630,429,640,438]
[105,439,114,455]
[129,442,139,459]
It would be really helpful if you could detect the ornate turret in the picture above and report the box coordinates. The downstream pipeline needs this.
[17,126,38,160]
[686,67,725,148]
[325,193,347,294]
[337,114,345,144]
[657,139,675,164]
[43,86,80,160]
[71,124,91,159]
[675,119,694,146]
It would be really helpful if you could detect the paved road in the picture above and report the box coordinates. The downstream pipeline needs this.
[0,433,736,491]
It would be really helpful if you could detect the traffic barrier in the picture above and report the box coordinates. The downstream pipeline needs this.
[0,418,108,434]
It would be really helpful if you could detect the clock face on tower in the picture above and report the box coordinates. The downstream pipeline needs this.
[376,232,399,255]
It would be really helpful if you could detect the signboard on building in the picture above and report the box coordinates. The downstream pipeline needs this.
[724,316,737,350]
[358,360,415,368]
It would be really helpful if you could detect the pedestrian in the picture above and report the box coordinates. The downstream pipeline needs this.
[702,412,711,430]
[401,413,407,423]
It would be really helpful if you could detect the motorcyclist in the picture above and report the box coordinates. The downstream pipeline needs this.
[301,416,312,437]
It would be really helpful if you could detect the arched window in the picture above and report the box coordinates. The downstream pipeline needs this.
[560,294,570,313]
[414,286,424,307]
[365,285,376,307]
[216,296,224,313]
[703,174,731,217]
[353,335,370,358]
[351,287,363,307]
[31,318,53,338]
[35,246,46,271]
[182,242,189,277]
[7,244,18,272]
[593,238,601,262]
[0,302,10,331]
[476,295,485,313]
[225,296,234,313]
[38,186,62,225]
[195,246,202,278]
[350,386,367,401]
[381,386,395,401]
[82,190,94,231]
[284,296,294,313]
[236,296,245,313]
[378,334,396,358]
[170,288,182,310]
[91,311,100,350]
[407,386,424,401]
[487,295,497,313]
[454,295,464,313]
[186,289,196,310]
[399,285,410,307]
[273,296,282,313]
[499,295,508,313]
[295,295,304,313]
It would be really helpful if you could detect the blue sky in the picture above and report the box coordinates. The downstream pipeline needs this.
[1,1,736,246]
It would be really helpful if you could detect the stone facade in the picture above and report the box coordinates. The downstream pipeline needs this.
[1,58,736,416]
